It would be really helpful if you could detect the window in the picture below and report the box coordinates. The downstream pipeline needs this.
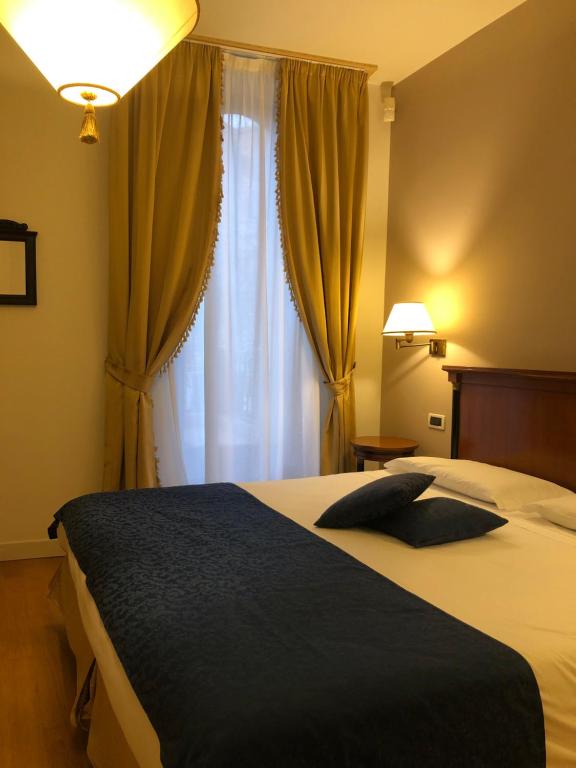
[153,54,320,485]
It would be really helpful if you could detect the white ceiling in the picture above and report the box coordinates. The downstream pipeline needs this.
[0,1,527,93]
[195,0,526,83]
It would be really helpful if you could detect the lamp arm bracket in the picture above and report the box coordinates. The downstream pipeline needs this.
[395,338,447,357]
[395,340,429,349]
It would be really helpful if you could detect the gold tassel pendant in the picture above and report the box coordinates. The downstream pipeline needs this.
[79,92,99,144]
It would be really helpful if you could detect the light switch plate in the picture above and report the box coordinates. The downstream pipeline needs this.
[428,413,445,430]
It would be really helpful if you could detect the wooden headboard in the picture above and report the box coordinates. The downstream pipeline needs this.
[443,367,576,492]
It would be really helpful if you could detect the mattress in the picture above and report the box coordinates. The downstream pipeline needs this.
[57,469,576,767]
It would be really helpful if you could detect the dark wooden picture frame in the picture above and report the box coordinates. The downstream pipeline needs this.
[0,219,37,305]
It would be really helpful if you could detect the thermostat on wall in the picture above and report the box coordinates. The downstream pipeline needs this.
[428,413,446,431]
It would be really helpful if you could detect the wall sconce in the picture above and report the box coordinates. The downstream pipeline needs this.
[382,302,447,357]
[0,1,200,143]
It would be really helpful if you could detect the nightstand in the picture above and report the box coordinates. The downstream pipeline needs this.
[351,436,419,471]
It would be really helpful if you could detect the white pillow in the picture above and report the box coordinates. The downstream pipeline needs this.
[385,456,573,510]
[522,495,576,530]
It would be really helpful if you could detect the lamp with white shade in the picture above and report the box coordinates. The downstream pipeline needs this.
[382,302,447,356]
[0,0,200,143]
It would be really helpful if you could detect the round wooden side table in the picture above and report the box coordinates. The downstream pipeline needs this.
[351,436,419,471]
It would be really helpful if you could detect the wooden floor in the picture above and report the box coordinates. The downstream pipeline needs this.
[0,557,90,768]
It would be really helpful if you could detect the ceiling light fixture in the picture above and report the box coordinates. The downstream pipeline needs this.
[0,0,200,143]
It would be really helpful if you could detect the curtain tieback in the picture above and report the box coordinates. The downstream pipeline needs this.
[325,371,353,398]
[105,359,153,394]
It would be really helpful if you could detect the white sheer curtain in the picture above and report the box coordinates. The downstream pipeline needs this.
[153,54,321,486]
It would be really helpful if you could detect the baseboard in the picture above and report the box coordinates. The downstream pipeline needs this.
[0,538,65,561]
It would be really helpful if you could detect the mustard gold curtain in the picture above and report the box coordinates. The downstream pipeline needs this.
[104,43,223,490]
[276,60,369,474]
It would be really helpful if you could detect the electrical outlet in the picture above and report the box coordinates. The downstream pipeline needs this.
[428,413,445,431]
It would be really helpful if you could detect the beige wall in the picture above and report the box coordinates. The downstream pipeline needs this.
[0,29,109,558]
[381,0,576,456]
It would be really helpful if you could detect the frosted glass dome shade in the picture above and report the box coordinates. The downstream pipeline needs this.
[0,0,200,105]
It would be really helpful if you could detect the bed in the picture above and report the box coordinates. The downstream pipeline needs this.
[50,366,576,767]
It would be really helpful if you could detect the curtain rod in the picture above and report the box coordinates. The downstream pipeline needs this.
[186,34,378,77]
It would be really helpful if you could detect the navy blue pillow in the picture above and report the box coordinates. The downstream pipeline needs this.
[367,497,508,547]
[315,473,435,529]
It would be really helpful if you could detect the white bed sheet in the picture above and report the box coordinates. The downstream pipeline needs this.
[59,469,576,766]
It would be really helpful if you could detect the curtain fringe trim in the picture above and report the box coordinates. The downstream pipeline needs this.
[273,65,307,328]
[273,63,356,406]
[160,48,226,375]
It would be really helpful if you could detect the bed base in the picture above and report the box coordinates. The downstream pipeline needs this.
[52,561,140,768]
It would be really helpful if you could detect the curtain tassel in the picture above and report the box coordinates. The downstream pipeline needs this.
[79,93,100,145]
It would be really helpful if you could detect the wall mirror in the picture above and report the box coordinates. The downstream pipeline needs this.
[0,220,37,305]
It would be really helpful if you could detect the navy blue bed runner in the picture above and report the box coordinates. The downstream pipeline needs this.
[50,483,545,767]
